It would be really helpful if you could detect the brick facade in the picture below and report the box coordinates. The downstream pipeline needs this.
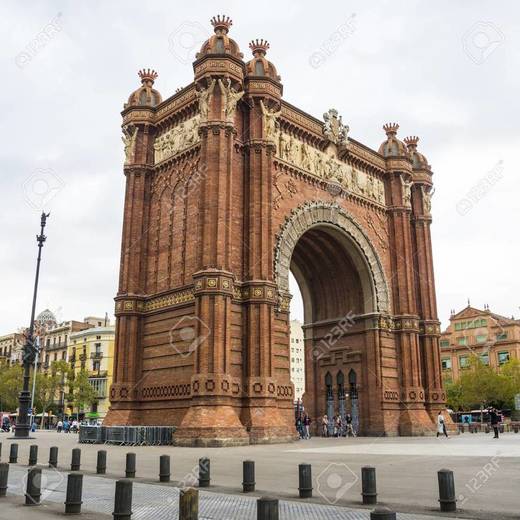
[105,16,446,444]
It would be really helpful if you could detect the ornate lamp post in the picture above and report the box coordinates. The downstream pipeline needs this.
[15,212,50,438]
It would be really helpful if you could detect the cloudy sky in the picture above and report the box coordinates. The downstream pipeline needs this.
[1,1,518,333]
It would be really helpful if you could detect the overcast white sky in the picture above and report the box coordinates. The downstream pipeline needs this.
[1,1,518,333]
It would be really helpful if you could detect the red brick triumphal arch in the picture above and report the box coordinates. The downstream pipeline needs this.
[105,15,446,445]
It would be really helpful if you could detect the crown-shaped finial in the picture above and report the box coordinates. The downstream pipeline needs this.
[404,135,419,149]
[249,39,270,56]
[138,69,158,85]
[211,15,232,34]
[383,122,399,137]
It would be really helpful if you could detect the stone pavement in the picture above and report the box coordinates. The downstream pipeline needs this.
[0,431,518,518]
[3,464,457,520]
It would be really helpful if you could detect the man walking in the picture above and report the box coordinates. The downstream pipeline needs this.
[489,407,500,439]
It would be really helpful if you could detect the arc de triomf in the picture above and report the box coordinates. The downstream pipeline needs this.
[105,15,446,445]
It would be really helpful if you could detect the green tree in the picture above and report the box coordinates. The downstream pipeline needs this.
[0,362,23,411]
[497,359,520,408]
[457,356,502,409]
[70,370,98,420]
[34,360,71,428]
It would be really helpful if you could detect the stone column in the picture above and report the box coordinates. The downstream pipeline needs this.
[386,162,433,434]
[240,83,295,443]
[106,113,155,426]
[173,71,249,446]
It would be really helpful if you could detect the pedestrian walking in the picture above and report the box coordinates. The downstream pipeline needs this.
[295,415,304,439]
[321,414,328,437]
[303,414,311,439]
[436,411,448,438]
[57,420,63,433]
[489,407,500,439]
[345,413,355,437]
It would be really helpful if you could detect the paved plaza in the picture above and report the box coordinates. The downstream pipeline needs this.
[0,431,518,519]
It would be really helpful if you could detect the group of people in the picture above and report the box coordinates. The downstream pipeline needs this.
[295,413,312,439]
[437,409,503,438]
[56,419,79,433]
[321,414,356,437]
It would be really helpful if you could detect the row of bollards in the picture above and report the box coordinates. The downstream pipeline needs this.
[0,442,458,516]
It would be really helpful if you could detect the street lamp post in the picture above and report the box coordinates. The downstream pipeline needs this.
[15,212,50,439]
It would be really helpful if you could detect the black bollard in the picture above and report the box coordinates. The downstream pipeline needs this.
[243,460,255,492]
[179,488,199,520]
[0,442,2,461]
[125,453,136,478]
[370,506,396,519]
[49,446,58,468]
[159,455,170,482]
[298,463,312,498]
[257,497,279,520]
[362,466,377,505]
[113,479,133,520]
[438,469,457,512]
[0,463,8,497]
[29,445,38,466]
[97,450,107,475]
[64,472,83,514]
[198,458,210,488]
[25,467,42,506]
[9,444,18,464]
[70,448,81,471]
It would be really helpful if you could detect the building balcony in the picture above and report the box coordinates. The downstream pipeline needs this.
[89,370,108,378]
[69,354,76,362]
[90,352,103,359]
[79,353,87,361]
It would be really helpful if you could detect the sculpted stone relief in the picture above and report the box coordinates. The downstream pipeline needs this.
[154,115,201,163]
[421,185,433,215]
[122,125,138,164]
[400,176,413,208]
[275,131,385,205]
[323,108,349,146]
[219,78,244,122]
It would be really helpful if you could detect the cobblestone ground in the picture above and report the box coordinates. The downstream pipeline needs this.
[5,465,456,520]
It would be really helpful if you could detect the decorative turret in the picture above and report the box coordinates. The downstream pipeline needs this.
[196,15,243,59]
[125,69,162,108]
[404,135,431,171]
[378,123,408,157]
[245,39,281,81]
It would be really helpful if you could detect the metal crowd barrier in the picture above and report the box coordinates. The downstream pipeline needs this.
[79,426,175,445]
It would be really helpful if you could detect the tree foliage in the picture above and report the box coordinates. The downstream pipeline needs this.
[0,362,23,411]
[70,369,98,417]
[445,357,520,410]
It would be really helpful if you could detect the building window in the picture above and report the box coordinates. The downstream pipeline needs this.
[457,337,468,346]
[480,319,487,326]
[480,353,489,365]
[53,353,57,362]
[441,358,452,370]
[498,351,510,365]
[61,351,66,360]
[440,340,449,348]
[476,334,487,344]
[46,338,50,347]
[93,361,101,371]
[459,356,469,369]
[96,335,101,340]
[496,332,508,341]
[455,323,462,331]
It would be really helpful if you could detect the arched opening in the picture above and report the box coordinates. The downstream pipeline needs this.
[286,222,380,435]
